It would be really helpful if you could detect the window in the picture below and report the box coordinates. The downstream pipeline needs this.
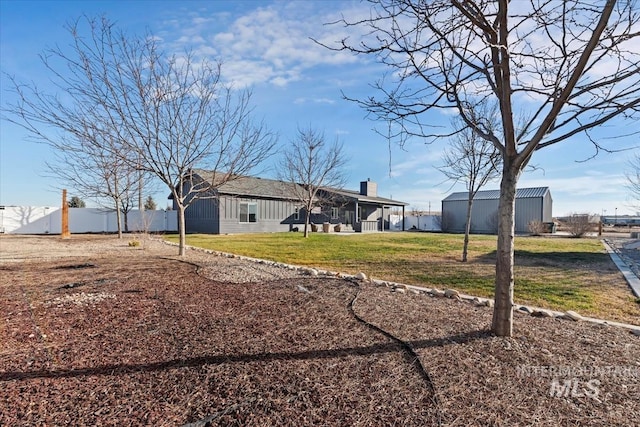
[239,202,257,223]
[331,207,339,219]
[294,207,300,221]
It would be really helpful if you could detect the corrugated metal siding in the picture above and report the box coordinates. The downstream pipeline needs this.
[543,192,553,222]
[442,199,471,232]
[472,199,499,233]
[515,198,542,232]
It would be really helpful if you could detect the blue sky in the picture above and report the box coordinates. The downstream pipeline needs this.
[1,0,638,216]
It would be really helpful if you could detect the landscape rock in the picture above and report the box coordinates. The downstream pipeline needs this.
[531,309,554,318]
[631,329,640,337]
[444,289,460,299]
[430,289,445,297]
[355,272,368,281]
[564,310,584,321]
[392,287,406,294]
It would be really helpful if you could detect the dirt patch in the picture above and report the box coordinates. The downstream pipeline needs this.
[1,235,639,426]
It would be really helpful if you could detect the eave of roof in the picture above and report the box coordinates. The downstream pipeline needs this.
[322,187,409,206]
[443,186,550,202]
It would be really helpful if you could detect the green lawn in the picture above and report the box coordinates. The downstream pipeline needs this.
[164,232,639,324]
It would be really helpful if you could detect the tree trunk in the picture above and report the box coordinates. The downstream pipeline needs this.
[115,197,123,239]
[491,163,519,337]
[462,195,473,262]
[304,210,311,238]
[123,210,129,233]
[178,204,186,256]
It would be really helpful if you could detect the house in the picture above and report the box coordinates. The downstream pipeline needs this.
[441,187,553,234]
[175,170,408,234]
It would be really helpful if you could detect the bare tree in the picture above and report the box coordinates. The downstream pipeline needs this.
[43,130,146,238]
[279,126,348,238]
[626,153,640,207]
[325,0,640,336]
[4,16,276,255]
[439,113,499,261]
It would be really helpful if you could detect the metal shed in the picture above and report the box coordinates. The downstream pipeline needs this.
[441,187,552,234]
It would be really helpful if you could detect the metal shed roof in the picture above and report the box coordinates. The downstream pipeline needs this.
[443,187,550,202]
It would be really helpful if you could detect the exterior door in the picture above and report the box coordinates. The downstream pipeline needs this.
[345,210,355,227]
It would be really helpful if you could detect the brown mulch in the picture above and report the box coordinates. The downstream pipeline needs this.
[1,237,639,426]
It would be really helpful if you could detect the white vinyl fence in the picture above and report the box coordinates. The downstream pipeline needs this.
[0,206,177,234]
[389,214,441,232]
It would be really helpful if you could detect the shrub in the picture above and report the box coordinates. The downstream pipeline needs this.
[128,240,141,247]
[436,211,455,232]
[564,213,594,238]
[528,220,545,236]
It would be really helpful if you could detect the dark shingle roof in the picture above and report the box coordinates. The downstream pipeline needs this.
[191,170,303,199]
[190,169,409,206]
[443,187,550,202]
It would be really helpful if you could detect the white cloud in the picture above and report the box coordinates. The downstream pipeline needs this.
[160,1,371,88]
[386,145,448,178]
[294,97,336,105]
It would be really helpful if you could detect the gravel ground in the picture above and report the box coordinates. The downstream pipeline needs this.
[0,234,304,283]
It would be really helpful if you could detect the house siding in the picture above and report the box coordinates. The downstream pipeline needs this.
[178,172,408,234]
[218,196,300,234]
[183,197,220,234]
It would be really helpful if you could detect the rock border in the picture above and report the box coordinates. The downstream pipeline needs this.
[164,240,640,336]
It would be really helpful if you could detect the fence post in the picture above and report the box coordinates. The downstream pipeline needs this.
[61,189,70,239]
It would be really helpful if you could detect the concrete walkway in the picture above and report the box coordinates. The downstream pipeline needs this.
[602,239,640,298]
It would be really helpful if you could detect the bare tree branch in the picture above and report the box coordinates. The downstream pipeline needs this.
[439,110,500,261]
[278,126,349,237]
[3,16,276,254]
[320,0,640,336]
